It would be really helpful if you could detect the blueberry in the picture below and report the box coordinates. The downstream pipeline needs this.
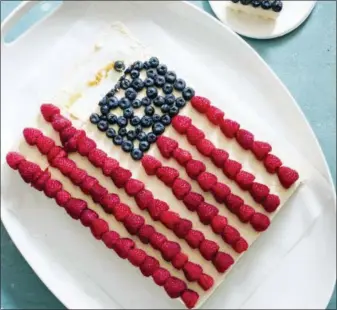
[119,98,131,109]
[163,83,173,94]
[124,66,132,74]
[137,131,147,141]
[175,97,186,108]
[174,78,186,91]
[145,106,155,116]
[125,88,137,101]
[97,120,109,132]
[100,114,107,121]
[108,96,119,109]
[120,78,131,90]
[161,104,170,113]
[141,97,152,106]
[135,125,143,134]
[127,130,137,141]
[123,107,134,119]
[240,0,252,4]
[144,78,154,87]
[122,140,134,152]
[130,70,140,79]
[161,114,171,125]
[165,94,176,106]
[141,115,153,128]
[113,135,123,145]
[139,141,150,152]
[146,87,158,99]
[155,76,166,87]
[107,113,118,125]
[131,148,143,160]
[153,96,165,107]
[152,122,165,135]
[169,106,179,117]
[149,57,159,68]
[146,69,157,79]
[114,60,125,72]
[157,64,168,75]
[231,0,240,2]
[261,0,272,9]
[152,114,161,122]
[251,0,261,7]
[143,61,150,70]
[131,78,144,92]
[133,61,143,71]
[106,90,116,98]
[98,96,108,106]
[165,71,176,83]
[272,0,282,12]
[106,128,116,138]
[147,132,157,143]
[118,127,128,137]
[132,99,142,109]
[100,105,110,115]
[117,116,128,127]
[131,116,141,126]
[182,87,195,100]
[90,113,100,124]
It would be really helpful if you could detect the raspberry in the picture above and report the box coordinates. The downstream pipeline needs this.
[32,169,51,190]
[173,219,192,238]
[183,262,202,281]
[114,238,135,259]
[185,230,205,249]
[81,176,98,194]
[198,274,214,291]
[233,237,248,253]
[236,129,254,150]
[278,166,299,188]
[197,172,217,191]
[135,189,154,210]
[138,225,155,244]
[141,155,162,175]
[222,225,240,245]
[206,105,224,125]
[164,277,187,298]
[235,171,255,190]
[80,209,98,227]
[199,239,219,260]
[52,157,76,176]
[23,128,42,145]
[264,154,282,173]
[90,218,109,240]
[47,146,67,163]
[183,192,204,211]
[113,203,131,222]
[65,198,87,219]
[128,248,147,267]
[43,179,62,198]
[51,114,71,132]
[36,136,55,154]
[185,160,206,179]
[148,199,169,220]
[102,231,120,249]
[225,194,244,214]
[156,166,179,186]
[150,232,167,250]
[211,215,228,234]
[250,213,270,231]
[186,125,205,145]
[60,126,77,144]
[102,157,119,176]
[89,183,108,203]
[77,137,97,156]
[252,141,272,160]
[223,159,242,179]
[173,148,192,166]
[197,202,219,224]
[220,119,240,138]
[40,104,60,121]
[172,178,191,200]
[172,115,192,134]
[172,253,188,270]
[211,148,229,168]
[213,252,234,273]
[250,182,270,203]
[6,152,25,170]
[156,136,178,158]
[191,96,211,113]
[196,139,215,156]
[55,190,71,207]
[140,256,160,277]
[263,194,280,212]
[152,268,171,286]
[69,168,87,185]
[160,241,181,261]
[160,211,180,229]
[124,178,145,196]
[123,214,145,235]
[111,167,132,188]
[182,290,199,309]
[64,130,85,152]
[18,161,40,183]
[210,182,231,203]
[101,193,120,214]
[237,205,255,223]
[88,148,107,168]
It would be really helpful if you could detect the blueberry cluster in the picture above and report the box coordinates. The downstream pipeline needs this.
[89,57,194,160]
[231,0,283,12]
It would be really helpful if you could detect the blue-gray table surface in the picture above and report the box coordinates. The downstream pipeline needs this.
[1,1,335,309]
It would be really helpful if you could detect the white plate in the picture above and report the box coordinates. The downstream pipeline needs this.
[1,1,335,309]
[209,0,317,39]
